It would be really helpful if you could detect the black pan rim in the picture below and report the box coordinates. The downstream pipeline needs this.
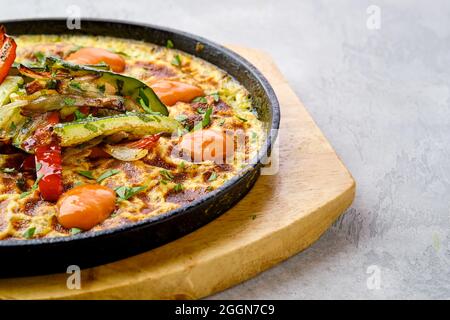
[0,18,280,248]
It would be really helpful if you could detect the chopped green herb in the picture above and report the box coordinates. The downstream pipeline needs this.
[192,121,203,132]
[174,183,184,192]
[113,51,130,57]
[166,39,174,49]
[160,180,168,185]
[35,162,42,172]
[74,109,87,121]
[175,114,188,122]
[69,82,83,91]
[77,170,95,180]
[177,127,189,137]
[178,161,185,170]
[97,169,120,183]
[115,185,147,200]
[9,121,16,131]
[34,51,45,63]
[19,174,43,199]
[160,170,174,181]
[138,97,153,114]
[63,97,76,106]
[208,172,217,182]
[70,228,82,235]
[171,54,182,67]
[23,227,36,239]
[192,107,213,131]
[211,92,220,102]
[203,107,213,127]
[236,115,248,122]
[1,168,16,173]
[83,123,98,132]
[192,96,207,104]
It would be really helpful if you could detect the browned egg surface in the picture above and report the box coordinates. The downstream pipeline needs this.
[0,35,265,240]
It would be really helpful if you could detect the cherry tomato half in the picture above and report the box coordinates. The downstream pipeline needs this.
[56,184,116,230]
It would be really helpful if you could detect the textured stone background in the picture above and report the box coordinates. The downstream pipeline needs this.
[1,0,449,299]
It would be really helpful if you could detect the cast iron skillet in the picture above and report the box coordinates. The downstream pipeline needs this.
[0,19,280,277]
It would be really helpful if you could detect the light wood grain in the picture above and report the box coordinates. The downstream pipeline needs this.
[0,47,355,300]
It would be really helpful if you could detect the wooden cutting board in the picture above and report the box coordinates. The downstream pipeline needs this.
[0,46,355,300]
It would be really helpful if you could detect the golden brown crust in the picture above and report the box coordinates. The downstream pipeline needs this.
[0,35,265,240]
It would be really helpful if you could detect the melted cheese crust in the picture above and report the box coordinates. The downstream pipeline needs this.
[0,35,265,240]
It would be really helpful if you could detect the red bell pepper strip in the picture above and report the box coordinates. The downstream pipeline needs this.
[126,134,161,149]
[34,112,63,201]
[0,25,17,84]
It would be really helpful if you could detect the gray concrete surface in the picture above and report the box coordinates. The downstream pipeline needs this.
[1,0,449,299]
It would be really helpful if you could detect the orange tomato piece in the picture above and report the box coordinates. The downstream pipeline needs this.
[65,47,126,72]
[150,80,204,106]
[56,184,116,230]
[179,129,234,163]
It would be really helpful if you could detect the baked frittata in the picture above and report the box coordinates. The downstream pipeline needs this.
[0,30,264,240]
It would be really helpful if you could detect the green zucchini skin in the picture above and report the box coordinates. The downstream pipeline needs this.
[53,113,181,147]
[46,57,169,116]
[0,76,24,106]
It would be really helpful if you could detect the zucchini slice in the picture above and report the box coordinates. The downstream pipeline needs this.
[45,57,169,116]
[0,76,24,106]
[54,113,181,147]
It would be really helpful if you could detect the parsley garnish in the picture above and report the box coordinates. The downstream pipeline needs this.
[166,39,174,49]
[74,110,87,120]
[70,228,82,235]
[174,183,184,192]
[19,174,43,199]
[63,97,76,106]
[34,51,45,63]
[171,54,182,67]
[115,185,146,201]
[36,162,42,172]
[97,169,120,183]
[211,92,220,102]
[192,96,207,103]
[160,170,174,181]
[208,172,217,182]
[137,88,161,115]
[23,227,36,239]
[69,82,83,91]
[193,107,213,131]
[77,170,94,180]
[175,114,188,122]
[9,121,16,131]
[236,115,248,122]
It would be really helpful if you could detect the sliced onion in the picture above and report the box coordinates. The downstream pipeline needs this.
[102,144,149,162]
[21,94,125,114]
